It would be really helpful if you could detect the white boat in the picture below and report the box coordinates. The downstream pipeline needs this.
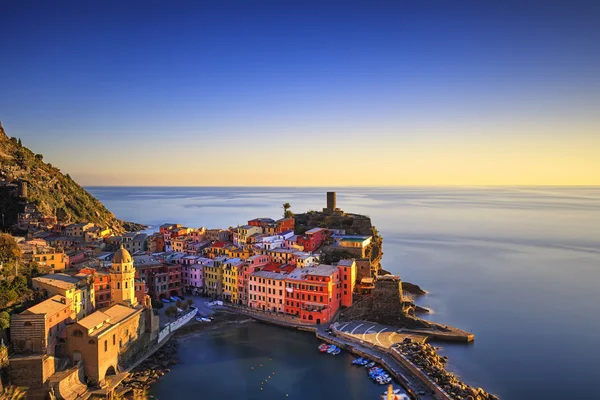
[381,388,401,396]
[326,345,337,354]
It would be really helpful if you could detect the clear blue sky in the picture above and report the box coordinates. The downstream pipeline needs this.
[1,1,599,185]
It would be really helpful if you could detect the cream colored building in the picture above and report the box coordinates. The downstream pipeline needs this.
[32,274,95,320]
[109,246,138,307]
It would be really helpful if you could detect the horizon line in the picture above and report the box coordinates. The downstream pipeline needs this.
[84,184,600,188]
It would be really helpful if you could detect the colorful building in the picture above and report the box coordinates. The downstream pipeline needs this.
[32,274,95,320]
[275,217,295,233]
[223,258,243,303]
[284,264,341,324]
[248,263,294,312]
[237,225,263,245]
[297,228,329,252]
[248,218,275,228]
[10,295,72,355]
[79,268,112,309]
[337,259,357,307]
[203,259,223,297]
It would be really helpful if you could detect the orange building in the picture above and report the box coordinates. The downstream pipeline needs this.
[337,259,357,307]
[10,295,72,355]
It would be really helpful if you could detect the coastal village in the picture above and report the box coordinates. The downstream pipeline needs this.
[0,185,495,400]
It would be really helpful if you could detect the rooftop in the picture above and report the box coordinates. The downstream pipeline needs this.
[33,274,84,290]
[77,304,141,337]
[338,259,355,266]
[307,264,338,277]
[249,218,275,223]
[305,227,325,234]
[23,295,69,315]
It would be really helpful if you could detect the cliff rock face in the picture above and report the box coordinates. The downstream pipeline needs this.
[0,124,133,234]
[341,275,430,329]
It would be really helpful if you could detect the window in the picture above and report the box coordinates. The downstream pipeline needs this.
[117,282,121,289]
[24,321,32,327]
[113,334,116,345]
[104,340,108,352]
[72,330,83,337]
[88,339,96,345]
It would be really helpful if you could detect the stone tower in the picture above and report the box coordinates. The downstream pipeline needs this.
[326,191,336,212]
[109,246,138,307]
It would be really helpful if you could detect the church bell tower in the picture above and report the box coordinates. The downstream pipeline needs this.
[109,245,138,307]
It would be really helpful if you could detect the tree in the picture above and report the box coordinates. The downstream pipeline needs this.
[165,305,178,321]
[186,298,193,307]
[0,311,10,330]
[0,234,21,265]
[175,300,182,309]
[35,154,43,161]
[0,385,26,400]
[17,138,22,146]
[282,203,293,218]
[180,302,189,311]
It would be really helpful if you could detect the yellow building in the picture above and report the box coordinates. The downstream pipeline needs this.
[238,225,263,244]
[203,260,223,297]
[109,246,138,307]
[223,259,243,303]
[21,245,68,272]
[229,247,251,259]
[32,274,95,320]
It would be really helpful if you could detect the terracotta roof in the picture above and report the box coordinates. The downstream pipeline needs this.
[262,262,284,272]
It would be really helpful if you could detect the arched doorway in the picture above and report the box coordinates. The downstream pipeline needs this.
[105,365,117,377]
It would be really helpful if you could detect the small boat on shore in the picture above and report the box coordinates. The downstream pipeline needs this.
[331,348,341,355]
[327,345,338,354]
[318,343,329,352]
[365,361,376,368]
[352,357,364,365]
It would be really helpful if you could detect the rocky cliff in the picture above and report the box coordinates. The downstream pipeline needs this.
[0,123,141,234]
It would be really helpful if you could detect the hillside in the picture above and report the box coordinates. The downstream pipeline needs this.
[0,123,142,234]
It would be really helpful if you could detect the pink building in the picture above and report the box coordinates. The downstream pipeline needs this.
[182,256,206,295]
[248,263,295,312]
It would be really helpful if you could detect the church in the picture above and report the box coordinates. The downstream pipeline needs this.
[65,246,159,387]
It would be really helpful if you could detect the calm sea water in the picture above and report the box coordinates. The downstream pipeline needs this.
[88,186,600,399]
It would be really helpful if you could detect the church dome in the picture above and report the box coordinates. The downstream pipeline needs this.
[112,246,132,264]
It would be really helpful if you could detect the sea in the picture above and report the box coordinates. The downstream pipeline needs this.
[87,186,600,400]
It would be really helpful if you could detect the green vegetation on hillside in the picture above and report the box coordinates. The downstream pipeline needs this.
[0,127,143,234]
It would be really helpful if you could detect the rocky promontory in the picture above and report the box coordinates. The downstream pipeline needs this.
[396,339,498,400]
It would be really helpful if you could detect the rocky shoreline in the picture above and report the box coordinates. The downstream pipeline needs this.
[116,340,179,398]
[396,339,498,400]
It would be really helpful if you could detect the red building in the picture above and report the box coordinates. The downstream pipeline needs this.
[79,268,111,309]
[135,279,147,304]
[275,217,295,233]
[297,228,329,252]
[135,257,182,300]
[248,218,275,228]
[284,264,341,324]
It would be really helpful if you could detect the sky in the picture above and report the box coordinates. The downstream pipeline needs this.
[1,0,599,186]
